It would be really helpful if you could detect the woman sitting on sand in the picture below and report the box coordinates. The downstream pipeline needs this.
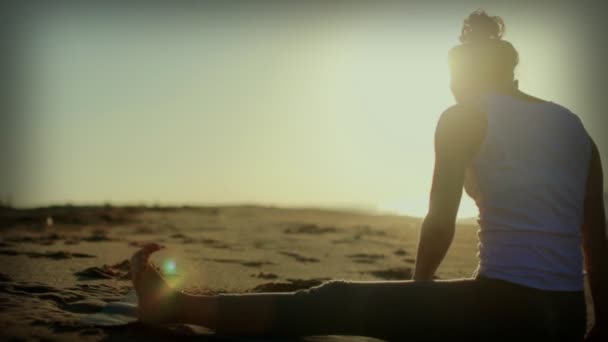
[130,10,607,341]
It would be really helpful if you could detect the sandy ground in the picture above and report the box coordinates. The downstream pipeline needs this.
[0,205,595,341]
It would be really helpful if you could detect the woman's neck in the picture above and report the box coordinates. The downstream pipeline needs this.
[482,82,518,97]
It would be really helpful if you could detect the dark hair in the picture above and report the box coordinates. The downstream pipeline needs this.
[459,9,505,43]
[448,10,519,82]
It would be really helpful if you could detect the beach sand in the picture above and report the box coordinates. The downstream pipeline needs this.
[0,205,595,341]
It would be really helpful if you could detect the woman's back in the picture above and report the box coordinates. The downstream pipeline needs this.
[465,94,592,291]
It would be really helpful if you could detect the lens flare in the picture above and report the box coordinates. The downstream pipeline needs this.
[163,259,177,276]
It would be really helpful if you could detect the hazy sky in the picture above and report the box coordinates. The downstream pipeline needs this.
[3,2,607,217]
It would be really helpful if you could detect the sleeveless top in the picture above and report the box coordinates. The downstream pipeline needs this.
[464,93,592,291]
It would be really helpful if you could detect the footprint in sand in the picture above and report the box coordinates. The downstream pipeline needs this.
[170,233,188,239]
[331,229,395,247]
[171,234,231,249]
[250,278,330,292]
[251,272,279,280]
[134,226,159,234]
[279,251,320,263]
[75,260,132,280]
[4,234,66,245]
[81,234,114,242]
[393,248,409,256]
[0,250,95,259]
[283,224,339,235]
[202,258,274,268]
[1,279,130,315]
[353,225,388,237]
[364,267,413,280]
[347,253,386,264]
[200,238,231,249]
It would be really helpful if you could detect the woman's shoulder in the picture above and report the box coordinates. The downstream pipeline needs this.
[513,92,584,123]
[439,103,486,126]
[512,91,548,103]
[437,104,487,153]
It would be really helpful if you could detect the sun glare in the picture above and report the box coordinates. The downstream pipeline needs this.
[379,195,478,219]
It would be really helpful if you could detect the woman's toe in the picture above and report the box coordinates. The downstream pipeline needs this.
[131,243,164,277]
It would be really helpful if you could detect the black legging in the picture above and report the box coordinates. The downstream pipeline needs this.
[215,274,587,341]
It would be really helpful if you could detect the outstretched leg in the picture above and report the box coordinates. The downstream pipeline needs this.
[130,244,480,338]
[130,245,587,340]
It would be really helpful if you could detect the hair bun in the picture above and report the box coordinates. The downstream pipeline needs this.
[460,10,505,43]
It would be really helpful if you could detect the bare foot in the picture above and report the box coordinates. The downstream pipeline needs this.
[131,243,180,324]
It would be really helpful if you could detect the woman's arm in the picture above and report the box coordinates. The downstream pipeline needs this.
[582,139,608,339]
[413,105,484,281]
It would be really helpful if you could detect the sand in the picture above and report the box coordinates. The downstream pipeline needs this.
[0,205,595,341]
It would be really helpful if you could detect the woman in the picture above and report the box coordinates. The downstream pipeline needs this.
[130,10,607,341]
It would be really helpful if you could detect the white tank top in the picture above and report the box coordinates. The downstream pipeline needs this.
[464,93,591,291]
